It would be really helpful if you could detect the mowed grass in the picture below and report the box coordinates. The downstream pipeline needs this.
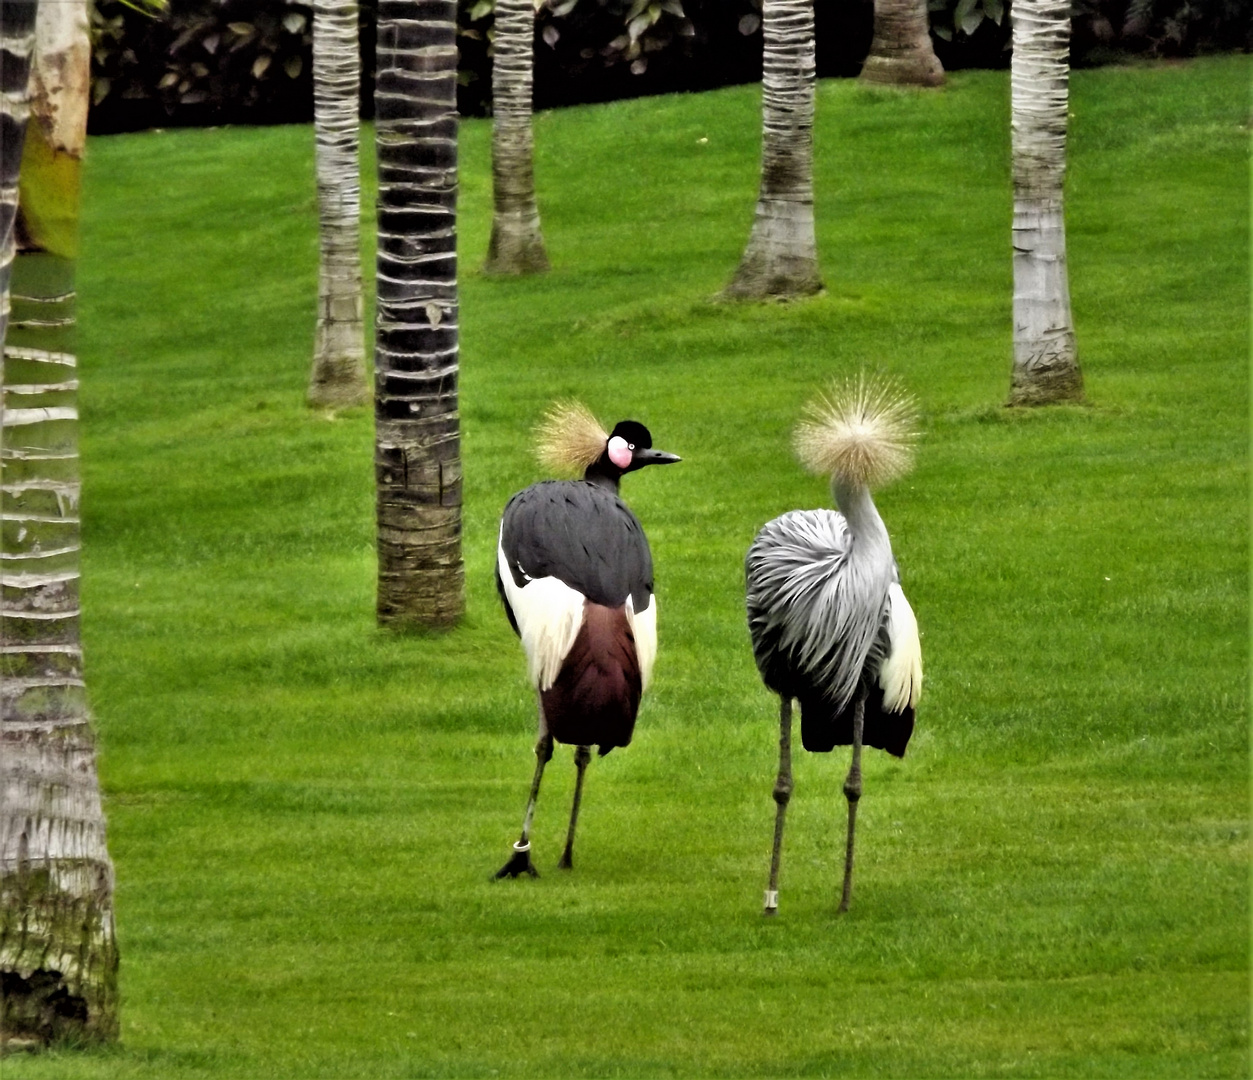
[9,56,1248,1077]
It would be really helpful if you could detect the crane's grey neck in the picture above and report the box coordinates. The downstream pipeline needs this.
[833,479,890,553]
[583,467,620,493]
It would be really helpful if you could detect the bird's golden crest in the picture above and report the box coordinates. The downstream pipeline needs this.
[536,400,608,476]
[793,374,918,489]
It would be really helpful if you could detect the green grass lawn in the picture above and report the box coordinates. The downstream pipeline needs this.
[9,55,1248,1077]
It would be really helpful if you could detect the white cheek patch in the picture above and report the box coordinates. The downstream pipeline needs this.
[607,436,632,470]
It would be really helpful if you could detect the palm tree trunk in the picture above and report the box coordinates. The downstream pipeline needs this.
[1008,0,1083,405]
[373,0,465,628]
[0,0,37,348]
[859,0,945,88]
[1,0,119,1047]
[308,0,368,409]
[484,0,548,275]
[724,0,822,300]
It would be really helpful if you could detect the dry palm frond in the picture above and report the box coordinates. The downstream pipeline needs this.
[536,399,608,476]
[794,373,918,489]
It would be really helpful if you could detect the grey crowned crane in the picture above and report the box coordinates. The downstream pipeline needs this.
[494,402,680,879]
[746,376,922,915]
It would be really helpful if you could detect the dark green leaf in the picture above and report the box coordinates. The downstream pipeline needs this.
[952,0,979,32]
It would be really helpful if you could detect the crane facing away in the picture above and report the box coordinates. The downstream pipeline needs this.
[495,402,680,878]
[746,376,922,915]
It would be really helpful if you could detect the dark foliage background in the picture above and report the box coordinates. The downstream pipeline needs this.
[87,0,1249,133]
[90,0,315,132]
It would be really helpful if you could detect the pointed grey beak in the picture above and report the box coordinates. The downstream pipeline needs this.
[634,448,681,466]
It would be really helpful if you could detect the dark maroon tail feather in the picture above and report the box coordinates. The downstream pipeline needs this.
[541,603,642,755]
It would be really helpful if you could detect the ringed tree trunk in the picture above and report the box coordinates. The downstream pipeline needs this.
[483,0,549,275]
[1,0,120,1048]
[1008,0,1084,405]
[0,0,36,347]
[724,0,822,300]
[859,0,945,88]
[308,0,368,409]
[373,0,465,628]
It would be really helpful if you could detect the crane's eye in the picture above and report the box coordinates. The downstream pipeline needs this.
[628,444,635,451]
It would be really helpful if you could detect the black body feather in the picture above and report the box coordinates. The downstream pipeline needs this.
[496,480,654,615]
[751,605,913,758]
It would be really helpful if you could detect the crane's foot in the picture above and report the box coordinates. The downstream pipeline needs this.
[557,845,574,870]
[494,840,539,880]
[763,889,779,917]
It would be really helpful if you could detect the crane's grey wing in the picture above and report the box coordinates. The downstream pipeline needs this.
[500,481,654,612]
[745,509,887,714]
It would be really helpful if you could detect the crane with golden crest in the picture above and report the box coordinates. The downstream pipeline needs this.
[746,375,923,915]
[494,402,680,878]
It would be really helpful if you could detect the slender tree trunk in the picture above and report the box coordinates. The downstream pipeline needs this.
[1008,0,1083,405]
[0,0,36,348]
[859,0,945,88]
[308,0,368,409]
[1,0,119,1047]
[724,0,822,300]
[373,0,465,628]
[484,0,548,275]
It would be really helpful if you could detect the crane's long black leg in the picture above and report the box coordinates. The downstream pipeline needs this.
[764,696,794,916]
[557,744,592,870]
[496,707,554,879]
[838,688,867,913]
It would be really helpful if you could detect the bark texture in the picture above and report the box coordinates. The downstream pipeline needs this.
[724,0,821,300]
[859,0,945,88]
[373,0,465,628]
[0,0,37,346]
[484,0,548,275]
[1008,0,1083,405]
[1,0,119,1049]
[308,0,368,409]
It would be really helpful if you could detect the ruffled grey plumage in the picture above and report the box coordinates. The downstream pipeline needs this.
[746,374,920,738]
[746,508,894,715]
[750,375,922,913]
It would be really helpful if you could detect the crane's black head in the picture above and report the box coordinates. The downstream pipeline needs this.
[585,420,681,488]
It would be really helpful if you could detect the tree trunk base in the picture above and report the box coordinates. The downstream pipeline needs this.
[0,962,118,1050]
[1,792,118,1049]
[859,52,945,88]
[484,214,549,276]
[307,360,369,410]
[377,561,465,629]
[308,297,367,409]
[1007,358,1084,406]
[722,253,823,301]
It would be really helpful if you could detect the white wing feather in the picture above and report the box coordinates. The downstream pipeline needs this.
[626,593,657,693]
[878,582,922,712]
[496,539,585,691]
[746,509,890,712]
